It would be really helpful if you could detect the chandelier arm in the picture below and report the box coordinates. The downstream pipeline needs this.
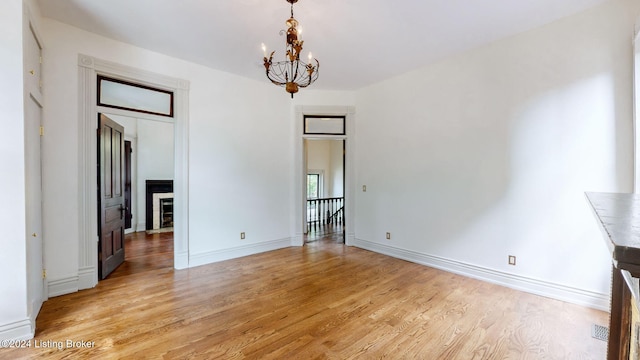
[297,59,319,88]
[266,70,287,86]
[303,62,312,87]
[264,51,287,86]
[268,78,287,87]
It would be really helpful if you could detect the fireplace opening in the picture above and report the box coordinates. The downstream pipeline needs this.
[160,198,173,228]
[146,180,173,233]
[152,192,173,230]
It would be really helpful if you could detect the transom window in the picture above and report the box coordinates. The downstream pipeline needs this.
[97,75,174,117]
[304,115,345,135]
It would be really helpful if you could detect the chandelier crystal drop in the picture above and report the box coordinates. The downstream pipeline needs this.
[262,0,319,98]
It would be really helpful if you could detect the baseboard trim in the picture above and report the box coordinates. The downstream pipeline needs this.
[174,250,188,270]
[78,266,96,291]
[0,319,33,341]
[352,238,609,311]
[291,234,304,247]
[28,297,43,335]
[48,274,79,298]
[136,223,146,232]
[346,232,356,246]
[189,238,291,268]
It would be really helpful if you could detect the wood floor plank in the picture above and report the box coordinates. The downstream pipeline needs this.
[0,232,608,359]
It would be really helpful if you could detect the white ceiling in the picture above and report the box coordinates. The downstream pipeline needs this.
[37,0,611,91]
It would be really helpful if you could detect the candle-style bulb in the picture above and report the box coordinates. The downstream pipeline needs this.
[261,43,267,57]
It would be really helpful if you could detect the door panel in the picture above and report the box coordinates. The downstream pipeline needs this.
[25,25,42,98]
[25,94,44,314]
[25,17,45,317]
[98,114,125,279]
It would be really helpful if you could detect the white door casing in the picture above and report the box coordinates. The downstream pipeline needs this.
[292,106,356,246]
[77,55,190,290]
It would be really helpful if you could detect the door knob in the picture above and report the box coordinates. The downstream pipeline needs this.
[119,205,127,219]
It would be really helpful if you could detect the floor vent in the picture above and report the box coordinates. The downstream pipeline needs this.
[592,324,609,342]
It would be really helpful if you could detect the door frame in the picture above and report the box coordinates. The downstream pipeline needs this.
[292,106,355,246]
[78,54,190,289]
[304,143,343,239]
[634,28,640,192]
[123,139,133,231]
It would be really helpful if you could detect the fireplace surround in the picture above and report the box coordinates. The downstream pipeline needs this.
[145,180,173,231]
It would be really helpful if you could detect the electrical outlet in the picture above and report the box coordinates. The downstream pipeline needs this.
[240,232,245,240]
[362,185,367,192]
[508,255,516,266]
[386,232,391,240]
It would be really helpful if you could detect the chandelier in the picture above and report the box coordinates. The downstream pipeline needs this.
[262,0,319,98]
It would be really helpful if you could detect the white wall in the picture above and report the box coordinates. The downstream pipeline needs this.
[137,120,174,183]
[307,139,344,197]
[354,0,636,309]
[307,140,331,198]
[136,119,174,230]
[307,140,345,198]
[291,90,356,107]
[0,0,29,340]
[329,140,343,198]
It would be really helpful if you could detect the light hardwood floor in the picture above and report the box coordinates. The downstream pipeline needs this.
[2,232,608,359]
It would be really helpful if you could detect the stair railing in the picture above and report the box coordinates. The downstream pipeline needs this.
[307,197,344,232]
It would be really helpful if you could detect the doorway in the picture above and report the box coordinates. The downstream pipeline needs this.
[97,112,175,279]
[78,54,189,290]
[293,106,355,247]
[304,139,345,243]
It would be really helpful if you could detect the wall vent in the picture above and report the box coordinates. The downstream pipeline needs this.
[591,324,609,342]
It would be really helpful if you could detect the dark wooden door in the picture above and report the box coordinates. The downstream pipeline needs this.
[124,140,132,229]
[98,114,125,279]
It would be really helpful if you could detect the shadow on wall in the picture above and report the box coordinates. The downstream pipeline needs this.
[355,1,630,293]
